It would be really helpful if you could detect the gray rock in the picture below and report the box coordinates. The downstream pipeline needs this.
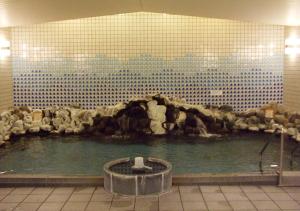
[258,124,266,130]
[287,127,298,136]
[246,116,260,124]
[28,127,40,133]
[11,120,25,135]
[248,126,259,132]
[274,114,288,125]
[176,111,186,128]
[235,118,248,130]
[289,112,300,123]
[147,100,166,135]
[224,112,236,123]
[241,108,257,117]
[219,105,233,112]
[40,124,52,132]
[296,134,300,142]
[264,129,276,133]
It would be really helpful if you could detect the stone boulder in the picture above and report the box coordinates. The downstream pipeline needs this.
[147,100,167,135]
[97,102,126,117]
[165,105,180,123]
[219,105,233,112]
[184,113,207,136]
[234,118,248,130]
[11,120,25,135]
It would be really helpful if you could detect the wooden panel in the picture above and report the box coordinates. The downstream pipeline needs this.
[283,26,300,112]
[0,27,13,112]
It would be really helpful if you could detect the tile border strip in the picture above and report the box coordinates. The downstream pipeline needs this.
[0,173,278,187]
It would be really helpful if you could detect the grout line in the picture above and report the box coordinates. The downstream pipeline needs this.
[259,185,282,210]
[220,186,234,211]
[35,187,56,211]
[109,193,114,210]
[177,185,185,211]
[12,187,36,209]
[198,185,209,211]
[239,185,259,211]
[279,186,300,208]
[59,187,75,211]
[83,187,96,211]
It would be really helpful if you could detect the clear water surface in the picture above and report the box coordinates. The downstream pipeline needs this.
[0,133,299,175]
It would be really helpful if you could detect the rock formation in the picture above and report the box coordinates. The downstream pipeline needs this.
[0,94,299,147]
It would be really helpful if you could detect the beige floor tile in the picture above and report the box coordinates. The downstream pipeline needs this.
[220,186,242,193]
[91,193,113,202]
[2,194,27,203]
[252,200,280,210]
[51,187,74,195]
[23,194,49,203]
[73,187,95,194]
[61,201,88,211]
[15,202,41,211]
[0,195,7,201]
[260,186,284,193]
[267,192,294,201]
[179,186,200,193]
[181,192,204,202]
[11,188,34,195]
[110,200,134,211]
[202,192,226,201]
[171,186,179,192]
[229,200,255,210]
[240,186,264,193]
[135,196,158,202]
[206,201,233,210]
[135,199,158,211]
[159,200,183,211]
[159,192,181,201]
[245,192,270,201]
[31,188,53,195]
[113,195,135,202]
[45,194,70,202]
[0,188,14,195]
[288,192,300,201]
[199,185,221,193]
[85,201,111,211]
[93,187,107,194]
[136,196,159,211]
[182,202,208,211]
[274,200,300,210]
[0,202,18,210]
[224,192,249,201]
[282,187,300,193]
[37,202,64,211]
[68,193,92,202]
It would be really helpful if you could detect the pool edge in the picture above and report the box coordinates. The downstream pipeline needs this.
[0,173,278,186]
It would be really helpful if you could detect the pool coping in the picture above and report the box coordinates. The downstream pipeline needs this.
[0,172,278,187]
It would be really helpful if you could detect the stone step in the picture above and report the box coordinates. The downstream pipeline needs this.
[281,171,300,186]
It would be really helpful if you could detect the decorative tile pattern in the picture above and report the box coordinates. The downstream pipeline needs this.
[11,12,284,111]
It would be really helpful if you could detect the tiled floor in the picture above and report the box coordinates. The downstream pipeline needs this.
[0,185,300,211]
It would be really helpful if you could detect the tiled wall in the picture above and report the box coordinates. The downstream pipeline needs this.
[11,12,284,111]
[0,28,13,112]
[284,26,300,111]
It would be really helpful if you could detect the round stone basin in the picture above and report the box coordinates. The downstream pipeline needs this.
[103,157,172,195]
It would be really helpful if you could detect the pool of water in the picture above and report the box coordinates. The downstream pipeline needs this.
[0,133,299,175]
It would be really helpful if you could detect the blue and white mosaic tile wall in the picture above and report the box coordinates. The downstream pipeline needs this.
[11,12,284,111]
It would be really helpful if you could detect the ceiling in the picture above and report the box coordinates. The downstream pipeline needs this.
[1,0,300,27]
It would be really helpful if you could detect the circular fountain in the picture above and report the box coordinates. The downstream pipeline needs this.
[103,157,172,195]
